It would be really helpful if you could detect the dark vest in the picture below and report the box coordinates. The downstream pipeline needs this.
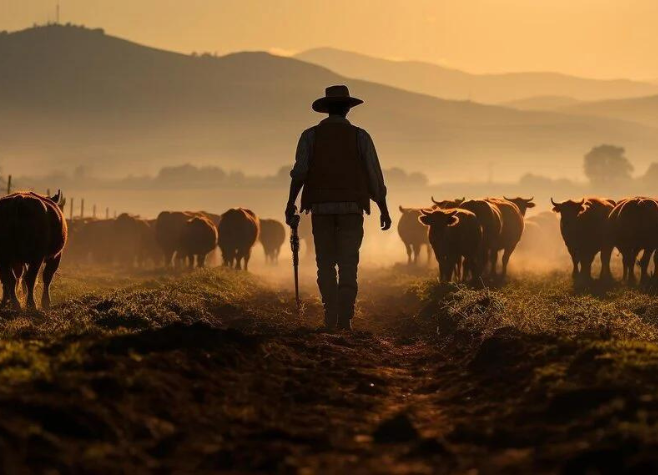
[301,122,371,213]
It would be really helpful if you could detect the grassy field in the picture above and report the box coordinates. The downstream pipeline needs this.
[0,265,657,473]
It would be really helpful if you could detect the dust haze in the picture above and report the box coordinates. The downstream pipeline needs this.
[2,6,658,474]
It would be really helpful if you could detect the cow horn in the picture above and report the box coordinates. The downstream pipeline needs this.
[419,208,432,216]
[399,205,405,213]
[578,198,585,205]
[51,189,62,203]
[431,196,440,205]
[551,198,559,207]
[503,196,514,202]
[526,197,534,202]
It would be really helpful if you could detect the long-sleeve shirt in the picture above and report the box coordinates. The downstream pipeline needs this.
[290,116,387,215]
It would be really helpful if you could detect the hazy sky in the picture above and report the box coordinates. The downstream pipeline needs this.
[2,0,658,80]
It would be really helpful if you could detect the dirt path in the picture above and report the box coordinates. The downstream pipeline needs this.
[3,267,658,473]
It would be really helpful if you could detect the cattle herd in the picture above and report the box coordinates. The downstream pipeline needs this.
[0,190,656,311]
[0,192,290,310]
[399,196,658,285]
[66,208,288,272]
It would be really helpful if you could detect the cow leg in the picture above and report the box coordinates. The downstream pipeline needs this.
[600,245,614,281]
[231,250,239,269]
[41,255,62,310]
[501,246,516,279]
[625,250,639,285]
[450,258,457,282]
[580,255,594,282]
[638,249,653,286]
[243,249,252,272]
[0,266,10,307]
[412,244,420,266]
[570,252,579,279]
[426,244,432,266]
[437,257,448,283]
[489,249,498,278]
[197,254,206,268]
[0,265,20,309]
[24,260,43,310]
[404,244,411,265]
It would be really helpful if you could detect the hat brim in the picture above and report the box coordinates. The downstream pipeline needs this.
[312,96,364,113]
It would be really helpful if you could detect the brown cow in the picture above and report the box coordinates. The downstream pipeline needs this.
[398,206,431,265]
[455,200,502,277]
[259,218,286,264]
[0,191,67,309]
[179,216,219,268]
[419,208,482,283]
[486,198,525,278]
[551,197,615,281]
[155,211,197,268]
[218,208,260,270]
[609,197,658,285]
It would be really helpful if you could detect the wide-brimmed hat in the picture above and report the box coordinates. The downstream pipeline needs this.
[312,85,364,113]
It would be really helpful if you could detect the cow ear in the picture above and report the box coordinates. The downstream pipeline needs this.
[552,206,560,213]
[448,215,460,226]
[399,206,407,213]
[526,202,536,208]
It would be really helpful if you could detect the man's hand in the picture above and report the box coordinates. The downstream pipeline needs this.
[376,199,392,231]
[285,203,299,227]
[380,212,392,231]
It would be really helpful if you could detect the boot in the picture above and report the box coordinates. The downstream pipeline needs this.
[324,305,338,330]
[336,318,352,331]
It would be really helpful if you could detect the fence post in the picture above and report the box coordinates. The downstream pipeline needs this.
[69,198,74,221]
[114,210,117,219]
[81,198,85,219]
[46,188,50,197]
[93,204,97,218]
[106,207,109,219]
[6,175,11,195]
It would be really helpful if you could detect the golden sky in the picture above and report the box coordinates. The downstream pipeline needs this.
[3,0,657,80]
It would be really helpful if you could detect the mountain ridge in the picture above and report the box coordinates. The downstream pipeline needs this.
[295,47,658,104]
[1,24,657,183]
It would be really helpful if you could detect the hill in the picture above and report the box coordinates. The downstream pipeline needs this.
[501,95,582,111]
[1,25,658,182]
[561,95,658,128]
[295,48,658,104]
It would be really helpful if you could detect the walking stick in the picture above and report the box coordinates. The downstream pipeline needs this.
[289,214,301,311]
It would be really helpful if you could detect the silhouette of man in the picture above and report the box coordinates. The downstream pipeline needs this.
[286,85,391,331]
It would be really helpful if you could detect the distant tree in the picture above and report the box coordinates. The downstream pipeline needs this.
[583,145,633,187]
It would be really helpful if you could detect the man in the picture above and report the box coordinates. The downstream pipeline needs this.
[285,85,392,331]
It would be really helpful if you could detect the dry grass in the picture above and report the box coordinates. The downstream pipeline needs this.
[0,265,658,472]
